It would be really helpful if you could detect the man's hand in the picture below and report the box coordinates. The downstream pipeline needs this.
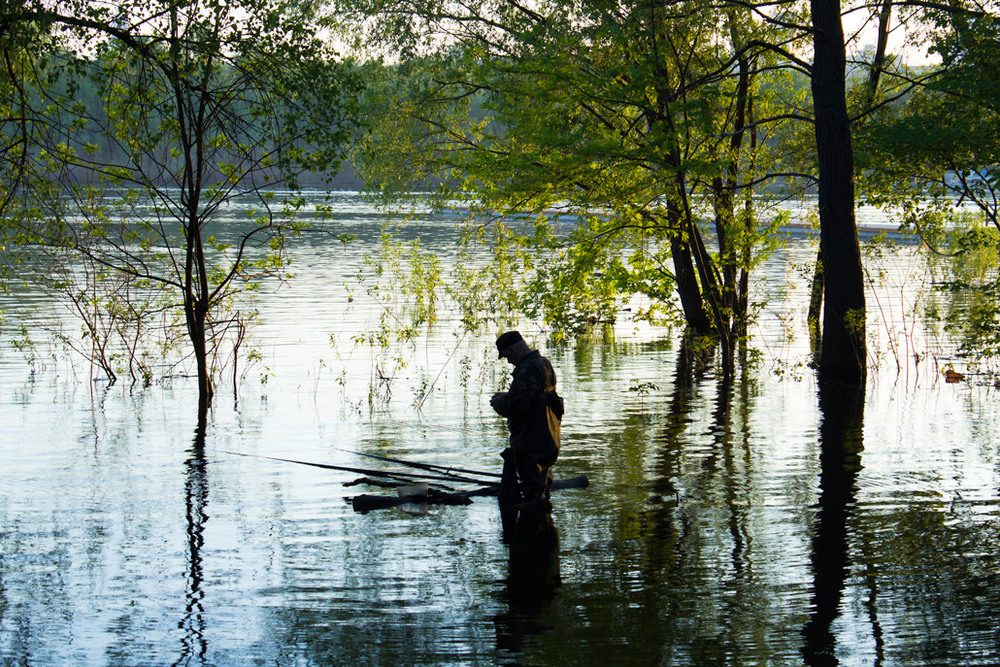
[490,392,508,415]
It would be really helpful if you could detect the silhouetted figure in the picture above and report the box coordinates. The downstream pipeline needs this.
[490,331,564,511]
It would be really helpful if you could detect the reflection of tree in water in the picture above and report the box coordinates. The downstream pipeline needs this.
[631,340,999,665]
[494,506,561,661]
[644,341,700,571]
[647,339,768,662]
[175,412,209,666]
[801,381,864,667]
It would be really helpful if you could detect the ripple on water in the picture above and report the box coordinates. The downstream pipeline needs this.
[3,200,1000,665]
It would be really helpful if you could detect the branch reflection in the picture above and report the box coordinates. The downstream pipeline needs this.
[175,409,209,666]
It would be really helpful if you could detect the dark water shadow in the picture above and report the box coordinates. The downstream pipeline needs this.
[644,340,758,662]
[174,405,210,667]
[801,380,865,666]
[644,340,702,572]
[494,506,562,660]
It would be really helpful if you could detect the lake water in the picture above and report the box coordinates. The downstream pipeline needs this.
[2,192,999,666]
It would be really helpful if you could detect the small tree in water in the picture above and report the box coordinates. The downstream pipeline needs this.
[0,0,359,407]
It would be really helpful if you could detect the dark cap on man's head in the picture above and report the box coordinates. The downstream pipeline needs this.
[495,331,525,358]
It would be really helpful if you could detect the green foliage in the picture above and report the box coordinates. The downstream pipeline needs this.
[363,231,443,328]
[1,0,360,399]
[522,220,623,335]
[927,11,1000,115]
[339,0,807,377]
[947,287,1000,362]
[849,5,1000,367]
[10,323,39,370]
[919,210,1000,361]
[628,378,659,397]
[349,229,445,407]
[856,9,1000,232]
[444,213,541,335]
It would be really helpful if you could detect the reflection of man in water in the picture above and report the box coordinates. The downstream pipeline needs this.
[490,331,563,510]
[495,507,561,657]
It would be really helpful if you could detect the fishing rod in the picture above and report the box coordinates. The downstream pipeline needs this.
[222,451,477,486]
[338,448,503,482]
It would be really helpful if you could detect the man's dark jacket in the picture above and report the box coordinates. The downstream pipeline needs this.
[493,350,563,464]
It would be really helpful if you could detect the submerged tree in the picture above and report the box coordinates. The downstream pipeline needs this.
[340,0,816,380]
[0,0,359,406]
[810,0,867,386]
[344,0,984,384]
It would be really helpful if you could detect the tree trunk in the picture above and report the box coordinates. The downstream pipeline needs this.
[683,203,734,381]
[808,246,824,355]
[184,197,214,406]
[810,0,867,386]
[186,294,214,407]
[666,204,712,334]
[711,51,752,356]
[858,0,894,121]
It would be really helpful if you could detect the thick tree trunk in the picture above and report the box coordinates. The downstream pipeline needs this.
[810,0,867,386]
[666,203,712,334]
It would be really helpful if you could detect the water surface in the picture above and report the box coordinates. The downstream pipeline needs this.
[2,192,998,665]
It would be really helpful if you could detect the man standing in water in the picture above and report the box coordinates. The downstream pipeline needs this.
[490,331,563,511]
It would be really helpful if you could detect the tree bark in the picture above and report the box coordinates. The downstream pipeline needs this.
[184,204,214,406]
[858,0,894,121]
[665,203,712,334]
[187,298,214,407]
[810,0,867,386]
[808,246,824,355]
